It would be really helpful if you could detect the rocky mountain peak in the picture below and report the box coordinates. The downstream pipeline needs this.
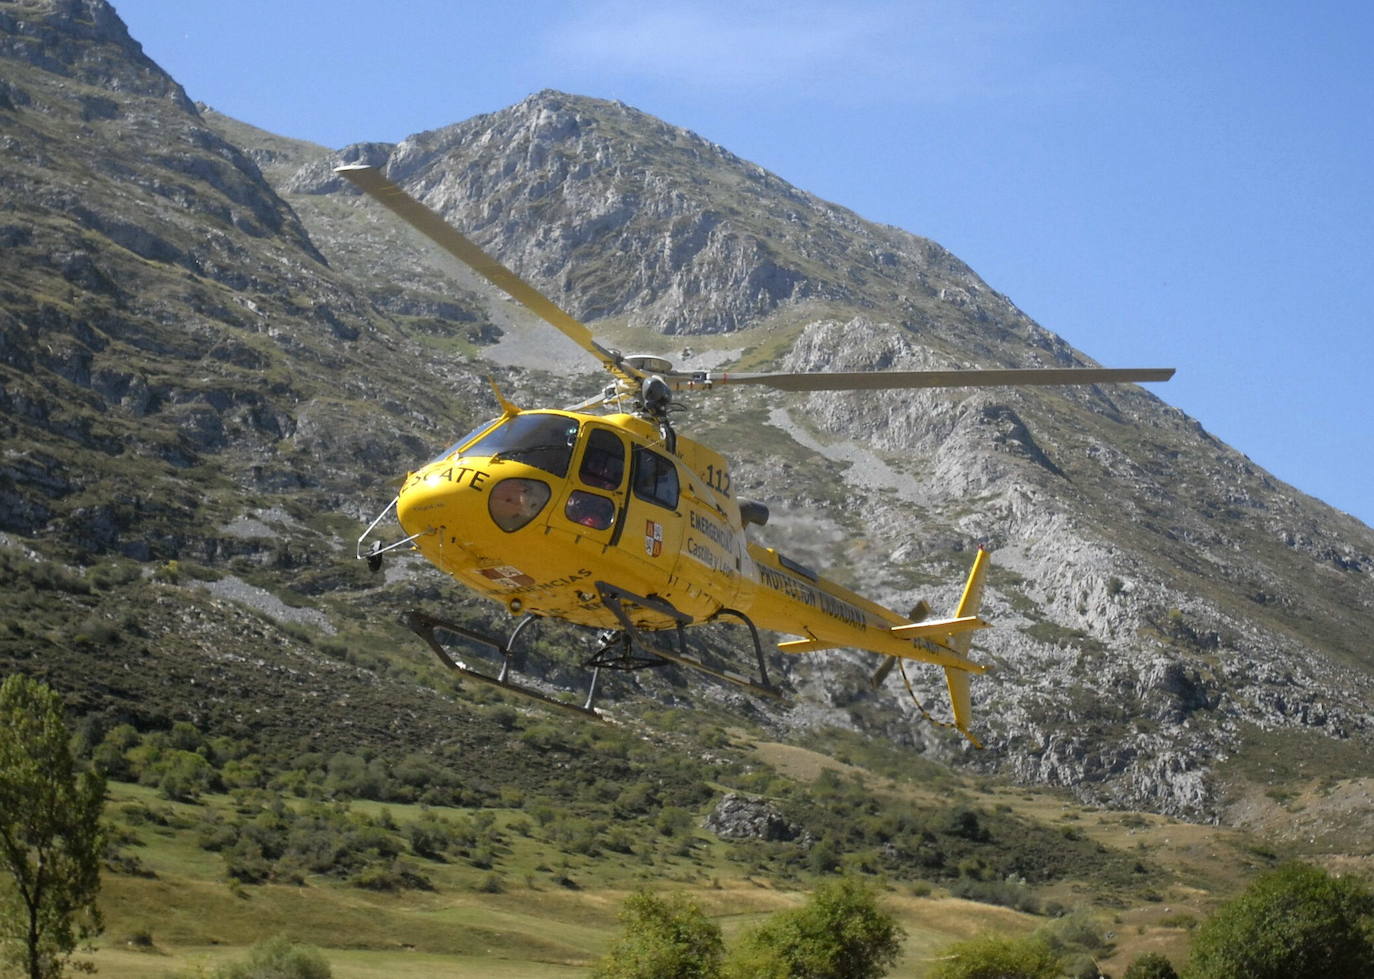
[3,2,1372,828]
[298,89,1011,337]
[0,0,192,108]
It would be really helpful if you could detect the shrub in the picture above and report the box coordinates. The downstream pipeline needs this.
[927,933,1061,979]
[1036,907,1109,956]
[949,876,1040,913]
[941,805,991,842]
[223,840,272,884]
[1184,862,1374,979]
[592,891,723,979]
[349,860,431,893]
[211,934,331,979]
[1123,951,1179,979]
[655,806,694,837]
[405,817,453,859]
[724,878,904,979]
[808,837,841,875]
[124,925,156,950]
[473,872,504,894]
[157,749,218,802]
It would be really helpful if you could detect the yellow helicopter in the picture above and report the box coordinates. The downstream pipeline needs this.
[339,164,1173,746]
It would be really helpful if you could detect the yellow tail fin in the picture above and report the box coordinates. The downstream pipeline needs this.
[943,667,981,748]
[877,548,991,746]
[946,548,989,746]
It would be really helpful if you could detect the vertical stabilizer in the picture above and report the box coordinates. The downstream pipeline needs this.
[943,667,982,748]
[945,548,989,747]
[953,547,990,637]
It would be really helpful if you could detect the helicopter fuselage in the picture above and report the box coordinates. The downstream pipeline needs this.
[398,408,749,629]
[393,407,948,661]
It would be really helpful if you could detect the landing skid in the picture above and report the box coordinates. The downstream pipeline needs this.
[402,609,602,718]
[594,582,783,701]
[402,586,783,718]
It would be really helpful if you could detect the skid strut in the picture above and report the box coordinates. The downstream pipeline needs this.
[594,582,783,701]
[402,586,782,719]
[403,609,602,718]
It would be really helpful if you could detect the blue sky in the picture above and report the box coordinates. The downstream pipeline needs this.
[110,1,1374,527]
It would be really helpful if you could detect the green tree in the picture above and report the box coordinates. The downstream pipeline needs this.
[156,749,218,802]
[1184,862,1374,979]
[592,891,724,979]
[926,933,1062,979]
[0,675,106,979]
[724,878,905,979]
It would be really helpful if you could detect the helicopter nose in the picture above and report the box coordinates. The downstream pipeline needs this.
[395,466,474,534]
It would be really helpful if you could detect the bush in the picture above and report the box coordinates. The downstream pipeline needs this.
[223,840,273,885]
[1036,907,1109,957]
[405,817,454,859]
[724,878,904,979]
[592,891,723,979]
[349,860,432,893]
[157,749,218,802]
[655,806,693,837]
[473,872,504,894]
[927,933,1061,979]
[949,876,1040,913]
[124,925,156,950]
[91,739,132,780]
[1123,951,1179,979]
[210,934,331,979]
[1184,862,1374,979]
[941,806,991,842]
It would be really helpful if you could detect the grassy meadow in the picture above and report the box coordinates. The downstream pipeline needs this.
[84,737,1291,978]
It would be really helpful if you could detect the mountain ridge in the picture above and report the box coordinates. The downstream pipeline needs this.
[1,0,1371,840]
[182,89,1374,822]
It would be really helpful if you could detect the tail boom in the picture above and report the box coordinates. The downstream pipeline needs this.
[760,547,993,745]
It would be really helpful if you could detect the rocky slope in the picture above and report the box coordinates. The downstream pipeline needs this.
[269,89,1374,819]
[3,0,1372,827]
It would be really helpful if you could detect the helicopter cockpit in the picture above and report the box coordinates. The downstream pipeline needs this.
[459,412,579,477]
[417,412,674,540]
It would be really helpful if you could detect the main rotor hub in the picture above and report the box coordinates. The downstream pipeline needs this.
[641,375,672,413]
[623,354,675,375]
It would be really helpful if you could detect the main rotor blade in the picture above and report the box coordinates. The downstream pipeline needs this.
[675,366,1174,393]
[335,164,639,386]
[563,388,619,413]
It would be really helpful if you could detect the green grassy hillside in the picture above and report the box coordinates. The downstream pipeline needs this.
[80,719,1307,978]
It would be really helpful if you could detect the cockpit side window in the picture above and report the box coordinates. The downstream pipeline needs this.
[564,490,615,530]
[463,413,579,478]
[580,428,626,490]
[632,446,679,510]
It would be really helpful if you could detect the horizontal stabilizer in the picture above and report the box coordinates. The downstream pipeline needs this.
[889,615,988,640]
[873,548,991,749]
[777,638,843,654]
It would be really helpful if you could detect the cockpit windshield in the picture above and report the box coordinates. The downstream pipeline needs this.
[461,412,580,478]
[427,417,501,466]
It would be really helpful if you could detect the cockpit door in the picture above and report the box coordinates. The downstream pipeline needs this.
[551,425,628,542]
[614,442,684,586]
